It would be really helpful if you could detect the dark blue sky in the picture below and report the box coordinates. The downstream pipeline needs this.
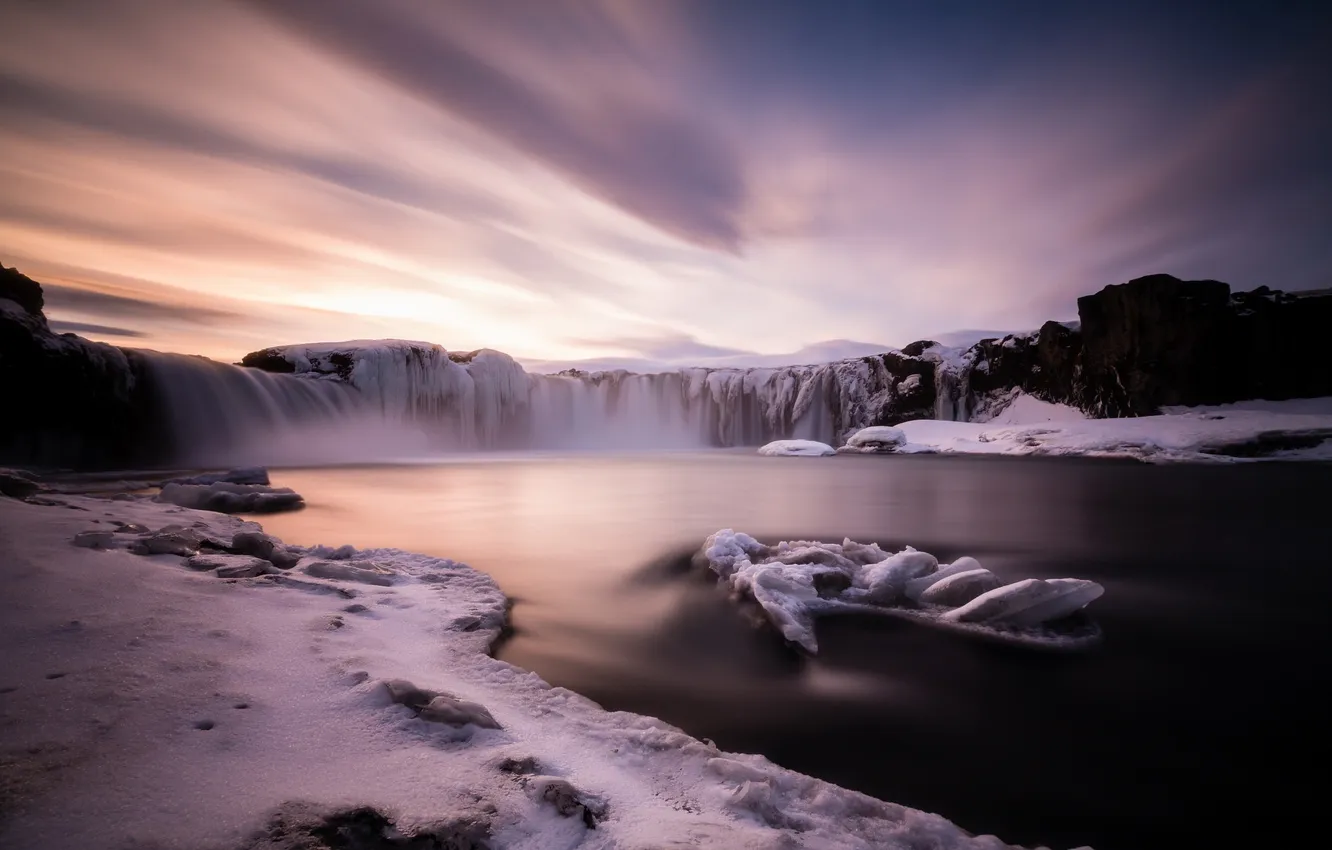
[1,0,1329,362]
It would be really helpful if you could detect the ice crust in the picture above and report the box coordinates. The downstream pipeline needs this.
[700,530,1104,653]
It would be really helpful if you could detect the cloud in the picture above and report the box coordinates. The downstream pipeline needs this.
[47,319,146,338]
[570,331,754,361]
[245,0,749,251]
[41,283,239,325]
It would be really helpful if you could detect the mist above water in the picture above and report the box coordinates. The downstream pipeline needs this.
[140,348,871,466]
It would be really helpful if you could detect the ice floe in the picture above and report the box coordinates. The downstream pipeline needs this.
[699,529,1103,653]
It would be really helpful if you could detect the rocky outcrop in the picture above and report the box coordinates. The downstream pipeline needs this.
[1074,275,1332,416]
[960,275,1332,418]
[0,264,168,469]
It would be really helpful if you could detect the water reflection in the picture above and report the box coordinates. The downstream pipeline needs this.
[260,452,1331,850]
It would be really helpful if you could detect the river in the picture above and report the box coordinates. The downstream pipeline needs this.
[258,451,1330,850]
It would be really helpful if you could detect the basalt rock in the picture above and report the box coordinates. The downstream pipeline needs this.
[0,264,169,469]
[1074,276,1332,416]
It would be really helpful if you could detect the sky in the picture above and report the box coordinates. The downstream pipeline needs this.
[2,0,1330,364]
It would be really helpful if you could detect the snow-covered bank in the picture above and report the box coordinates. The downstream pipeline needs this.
[0,493,1057,850]
[824,395,1332,463]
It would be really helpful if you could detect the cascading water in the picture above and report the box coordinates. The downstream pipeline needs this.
[143,339,982,466]
[142,353,429,467]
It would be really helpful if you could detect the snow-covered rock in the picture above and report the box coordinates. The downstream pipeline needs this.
[892,401,1332,462]
[841,425,908,453]
[757,439,835,457]
[699,530,1103,653]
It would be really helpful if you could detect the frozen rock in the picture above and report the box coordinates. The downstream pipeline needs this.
[131,527,204,556]
[304,560,396,586]
[156,482,304,514]
[528,776,608,827]
[167,467,270,486]
[419,695,502,729]
[918,568,1002,606]
[304,544,356,560]
[382,678,439,710]
[843,425,907,452]
[245,802,493,850]
[757,439,836,457]
[184,554,273,579]
[497,756,542,775]
[230,531,300,569]
[0,469,39,500]
[943,577,1105,626]
[70,530,116,550]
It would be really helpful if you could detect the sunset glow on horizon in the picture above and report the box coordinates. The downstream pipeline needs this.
[2,0,1329,364]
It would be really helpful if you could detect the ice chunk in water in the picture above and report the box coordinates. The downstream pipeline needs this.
[943,578,1104,626]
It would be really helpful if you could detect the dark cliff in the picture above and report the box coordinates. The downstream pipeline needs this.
[968,274,1332,418]
[0,264,167,469]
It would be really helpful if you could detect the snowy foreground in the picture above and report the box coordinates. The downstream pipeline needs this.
[700,531,1103,654]
[0,493,1082,850]
[761,395,1332,463]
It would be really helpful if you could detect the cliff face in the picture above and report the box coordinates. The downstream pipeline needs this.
[973,275,1332,418]
[4,262,1331,469]
[0,265,166,469]
[1074,275,1332,415]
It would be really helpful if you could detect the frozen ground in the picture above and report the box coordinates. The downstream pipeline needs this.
[0,492,1057,850]
[891,394,1332,462]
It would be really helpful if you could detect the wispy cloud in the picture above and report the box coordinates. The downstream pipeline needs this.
[0,1,1328,361]
[47,319,146,338]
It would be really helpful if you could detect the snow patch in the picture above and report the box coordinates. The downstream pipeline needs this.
[0,493,1033,850]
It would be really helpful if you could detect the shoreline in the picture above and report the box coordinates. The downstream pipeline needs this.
[0,487,1050,850]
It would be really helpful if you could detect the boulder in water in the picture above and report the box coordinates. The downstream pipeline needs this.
[156,482,304,514]
[168,467,270,486]
[842,425,907,452]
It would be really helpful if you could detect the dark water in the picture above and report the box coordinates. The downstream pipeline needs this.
[259,451,1332,850]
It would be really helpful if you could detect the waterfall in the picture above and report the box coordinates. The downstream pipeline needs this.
[141,340,981,466]
[141,353,430,467]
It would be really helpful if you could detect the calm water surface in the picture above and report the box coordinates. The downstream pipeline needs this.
[259,452,1331,850]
